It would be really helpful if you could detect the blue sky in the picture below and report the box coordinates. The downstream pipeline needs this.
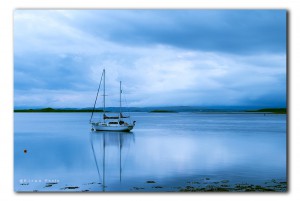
[14,10,286,108]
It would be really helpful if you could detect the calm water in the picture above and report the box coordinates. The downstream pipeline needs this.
[14,112,286,192]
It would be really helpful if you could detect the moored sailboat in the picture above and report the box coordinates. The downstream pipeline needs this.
[90,69,135,132]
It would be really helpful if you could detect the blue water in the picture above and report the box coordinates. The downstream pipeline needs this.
[14,112,286,192]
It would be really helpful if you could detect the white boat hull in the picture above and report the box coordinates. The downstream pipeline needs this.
[92,123,134,132]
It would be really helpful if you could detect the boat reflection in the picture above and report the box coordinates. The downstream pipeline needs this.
[90,131,135,191]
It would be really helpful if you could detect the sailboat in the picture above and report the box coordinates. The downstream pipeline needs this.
[90,69,136,132]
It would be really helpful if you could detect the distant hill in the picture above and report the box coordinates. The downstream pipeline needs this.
[246,108,286,114]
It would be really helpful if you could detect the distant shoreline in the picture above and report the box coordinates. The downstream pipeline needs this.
[14,107,286,114]
[149,110,177,113]
[245,108,286,114]
[14,107,103,113]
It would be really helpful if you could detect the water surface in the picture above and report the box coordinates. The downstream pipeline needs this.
[14,112,286,192]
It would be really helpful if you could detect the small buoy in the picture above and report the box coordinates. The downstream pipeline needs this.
[24,149,27,154]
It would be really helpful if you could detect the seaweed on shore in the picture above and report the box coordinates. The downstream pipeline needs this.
[61,186,79,190]
[44,182,58,188]
[179,179,287,192]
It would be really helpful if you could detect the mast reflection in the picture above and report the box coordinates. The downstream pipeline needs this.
[90,131,135,191]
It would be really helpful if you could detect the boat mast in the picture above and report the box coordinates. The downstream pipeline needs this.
[103,69,106,121]
[120,81,122,118]
[89,70,104,123]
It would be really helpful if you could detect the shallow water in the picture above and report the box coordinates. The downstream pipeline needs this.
[14,112,286,192]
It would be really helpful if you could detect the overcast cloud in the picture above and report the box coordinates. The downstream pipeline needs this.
[14,10,286,108]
